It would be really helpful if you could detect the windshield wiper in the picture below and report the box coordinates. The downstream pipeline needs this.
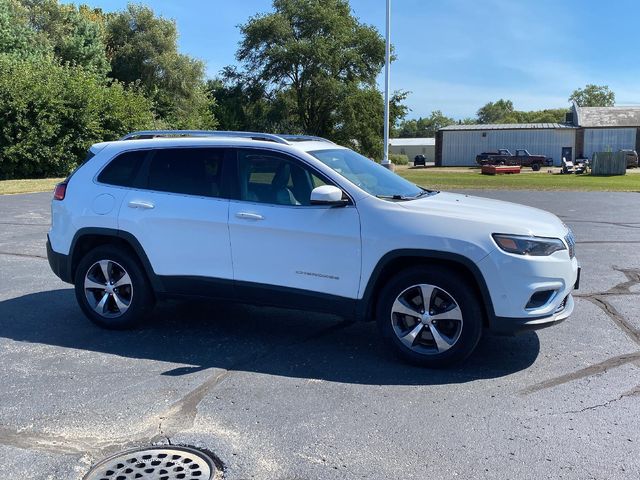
[375,194,414,200]
[412,190,432,198]
[376,190,435,201]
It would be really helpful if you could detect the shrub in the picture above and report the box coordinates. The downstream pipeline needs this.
[389,153,408,165]
[0,54,154,179]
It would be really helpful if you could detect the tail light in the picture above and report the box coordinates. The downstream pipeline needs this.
[53,182,67,201]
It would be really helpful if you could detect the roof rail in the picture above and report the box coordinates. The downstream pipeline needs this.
[119,130,291,145]
[277,134,334,144]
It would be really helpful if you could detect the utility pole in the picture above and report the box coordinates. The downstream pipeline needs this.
[381,0,392,169]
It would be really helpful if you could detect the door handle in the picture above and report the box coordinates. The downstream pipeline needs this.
[235,212,264,220]
[128,200,155,210]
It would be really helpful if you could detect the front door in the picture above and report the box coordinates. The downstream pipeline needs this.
[227,148,362,302]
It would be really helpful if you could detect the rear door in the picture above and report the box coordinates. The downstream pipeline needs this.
[227,148,362,302]
[117,147,233,294]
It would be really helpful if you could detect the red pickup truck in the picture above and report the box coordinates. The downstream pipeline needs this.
[475,149,552,171]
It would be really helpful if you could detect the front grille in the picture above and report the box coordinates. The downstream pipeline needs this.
[565,230,576,258]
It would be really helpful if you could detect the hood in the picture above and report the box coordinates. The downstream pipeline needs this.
[398,192,568,238]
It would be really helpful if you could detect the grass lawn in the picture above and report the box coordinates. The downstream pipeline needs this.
[396,167,640,192]
[1,168,638,194]
[0,178,64,195]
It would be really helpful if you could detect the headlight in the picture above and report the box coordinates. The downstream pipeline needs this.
[492,234,566,256]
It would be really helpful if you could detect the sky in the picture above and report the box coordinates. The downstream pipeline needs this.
[64,0,640,119]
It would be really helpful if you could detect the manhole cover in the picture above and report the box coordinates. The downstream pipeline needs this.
[84,446,217,480]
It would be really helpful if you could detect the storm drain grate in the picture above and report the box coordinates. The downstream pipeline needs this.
[84,446,216,480]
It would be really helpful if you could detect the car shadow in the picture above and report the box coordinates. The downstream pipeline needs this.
[0,289,540,386]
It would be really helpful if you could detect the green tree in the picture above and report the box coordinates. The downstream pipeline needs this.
[0,0,49,57]
[105,4,215,128]
[234,0,395,157]
[569,84,615,107]
[396,110,455,138]
[519,108,568,123]
[19,0,109,73]
[0,55,154,179]
[476,99,515,124]
[207,68,297,133]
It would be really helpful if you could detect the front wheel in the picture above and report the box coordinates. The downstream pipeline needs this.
[74,245,154,329]
[531,163,541,171]
[376,266,483,367]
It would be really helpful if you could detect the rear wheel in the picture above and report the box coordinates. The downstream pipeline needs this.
[376,266,483,367]
[74,245,154,329]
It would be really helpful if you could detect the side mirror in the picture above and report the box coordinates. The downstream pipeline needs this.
[310,185,348,206]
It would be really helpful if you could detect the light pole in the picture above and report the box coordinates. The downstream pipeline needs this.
[381,0,392,169]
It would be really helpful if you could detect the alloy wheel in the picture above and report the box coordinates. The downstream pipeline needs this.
[390,283,464,355]
[84,259,133,318]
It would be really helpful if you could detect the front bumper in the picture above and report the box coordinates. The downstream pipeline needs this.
[490,293,574,335]
[46,235,72,283]
[478,246,579,319]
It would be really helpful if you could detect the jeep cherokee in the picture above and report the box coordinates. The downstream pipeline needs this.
[47,130,580,367]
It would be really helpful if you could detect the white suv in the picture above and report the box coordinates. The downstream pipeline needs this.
[47,130,580,367]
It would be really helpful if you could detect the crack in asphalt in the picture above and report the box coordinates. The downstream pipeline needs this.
[606,267,640,294]
[585,296,640,346]
[559,219,640,230]
[0,251,47,259]
[0,221,49,226]
[149,319,355,442]
[0,319,355,460]
[522,267,640,395]
[560,384,640,414]
[576,240,640,245]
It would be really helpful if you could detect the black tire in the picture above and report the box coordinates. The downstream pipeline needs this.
[74,245,155,329]
[376,266,483,368]
[531,163,541,171]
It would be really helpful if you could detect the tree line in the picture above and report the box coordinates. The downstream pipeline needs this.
[0,0,407,179]
[395,85,616,138]
[0,0,216,179]
[0,0,618,178]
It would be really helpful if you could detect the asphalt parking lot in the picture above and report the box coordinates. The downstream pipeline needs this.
[1,190,639,480]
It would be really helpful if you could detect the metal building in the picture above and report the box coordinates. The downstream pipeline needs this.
[576,106,640,159]
[437,124,575,167]
[436,103,640,167]
[389,138,435,163]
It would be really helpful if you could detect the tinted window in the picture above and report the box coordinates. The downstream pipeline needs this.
[237,150,329,206]
[97,150,147,187]
[147,148,224,198]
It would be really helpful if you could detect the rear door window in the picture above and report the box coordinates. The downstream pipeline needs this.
[146,148,225,198]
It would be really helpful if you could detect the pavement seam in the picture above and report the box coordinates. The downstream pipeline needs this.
[576,240,640,244]
[520,352,640,394]
[153,319,355,440]
[0,251,47,259]
[521,267,640,394]
[559,219,640,230]
[0,221,49,226]
[0,320,356,460]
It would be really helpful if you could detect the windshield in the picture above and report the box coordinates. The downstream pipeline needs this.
[309,148,425,199]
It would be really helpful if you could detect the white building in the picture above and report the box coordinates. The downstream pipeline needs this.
[389,138,435,163]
